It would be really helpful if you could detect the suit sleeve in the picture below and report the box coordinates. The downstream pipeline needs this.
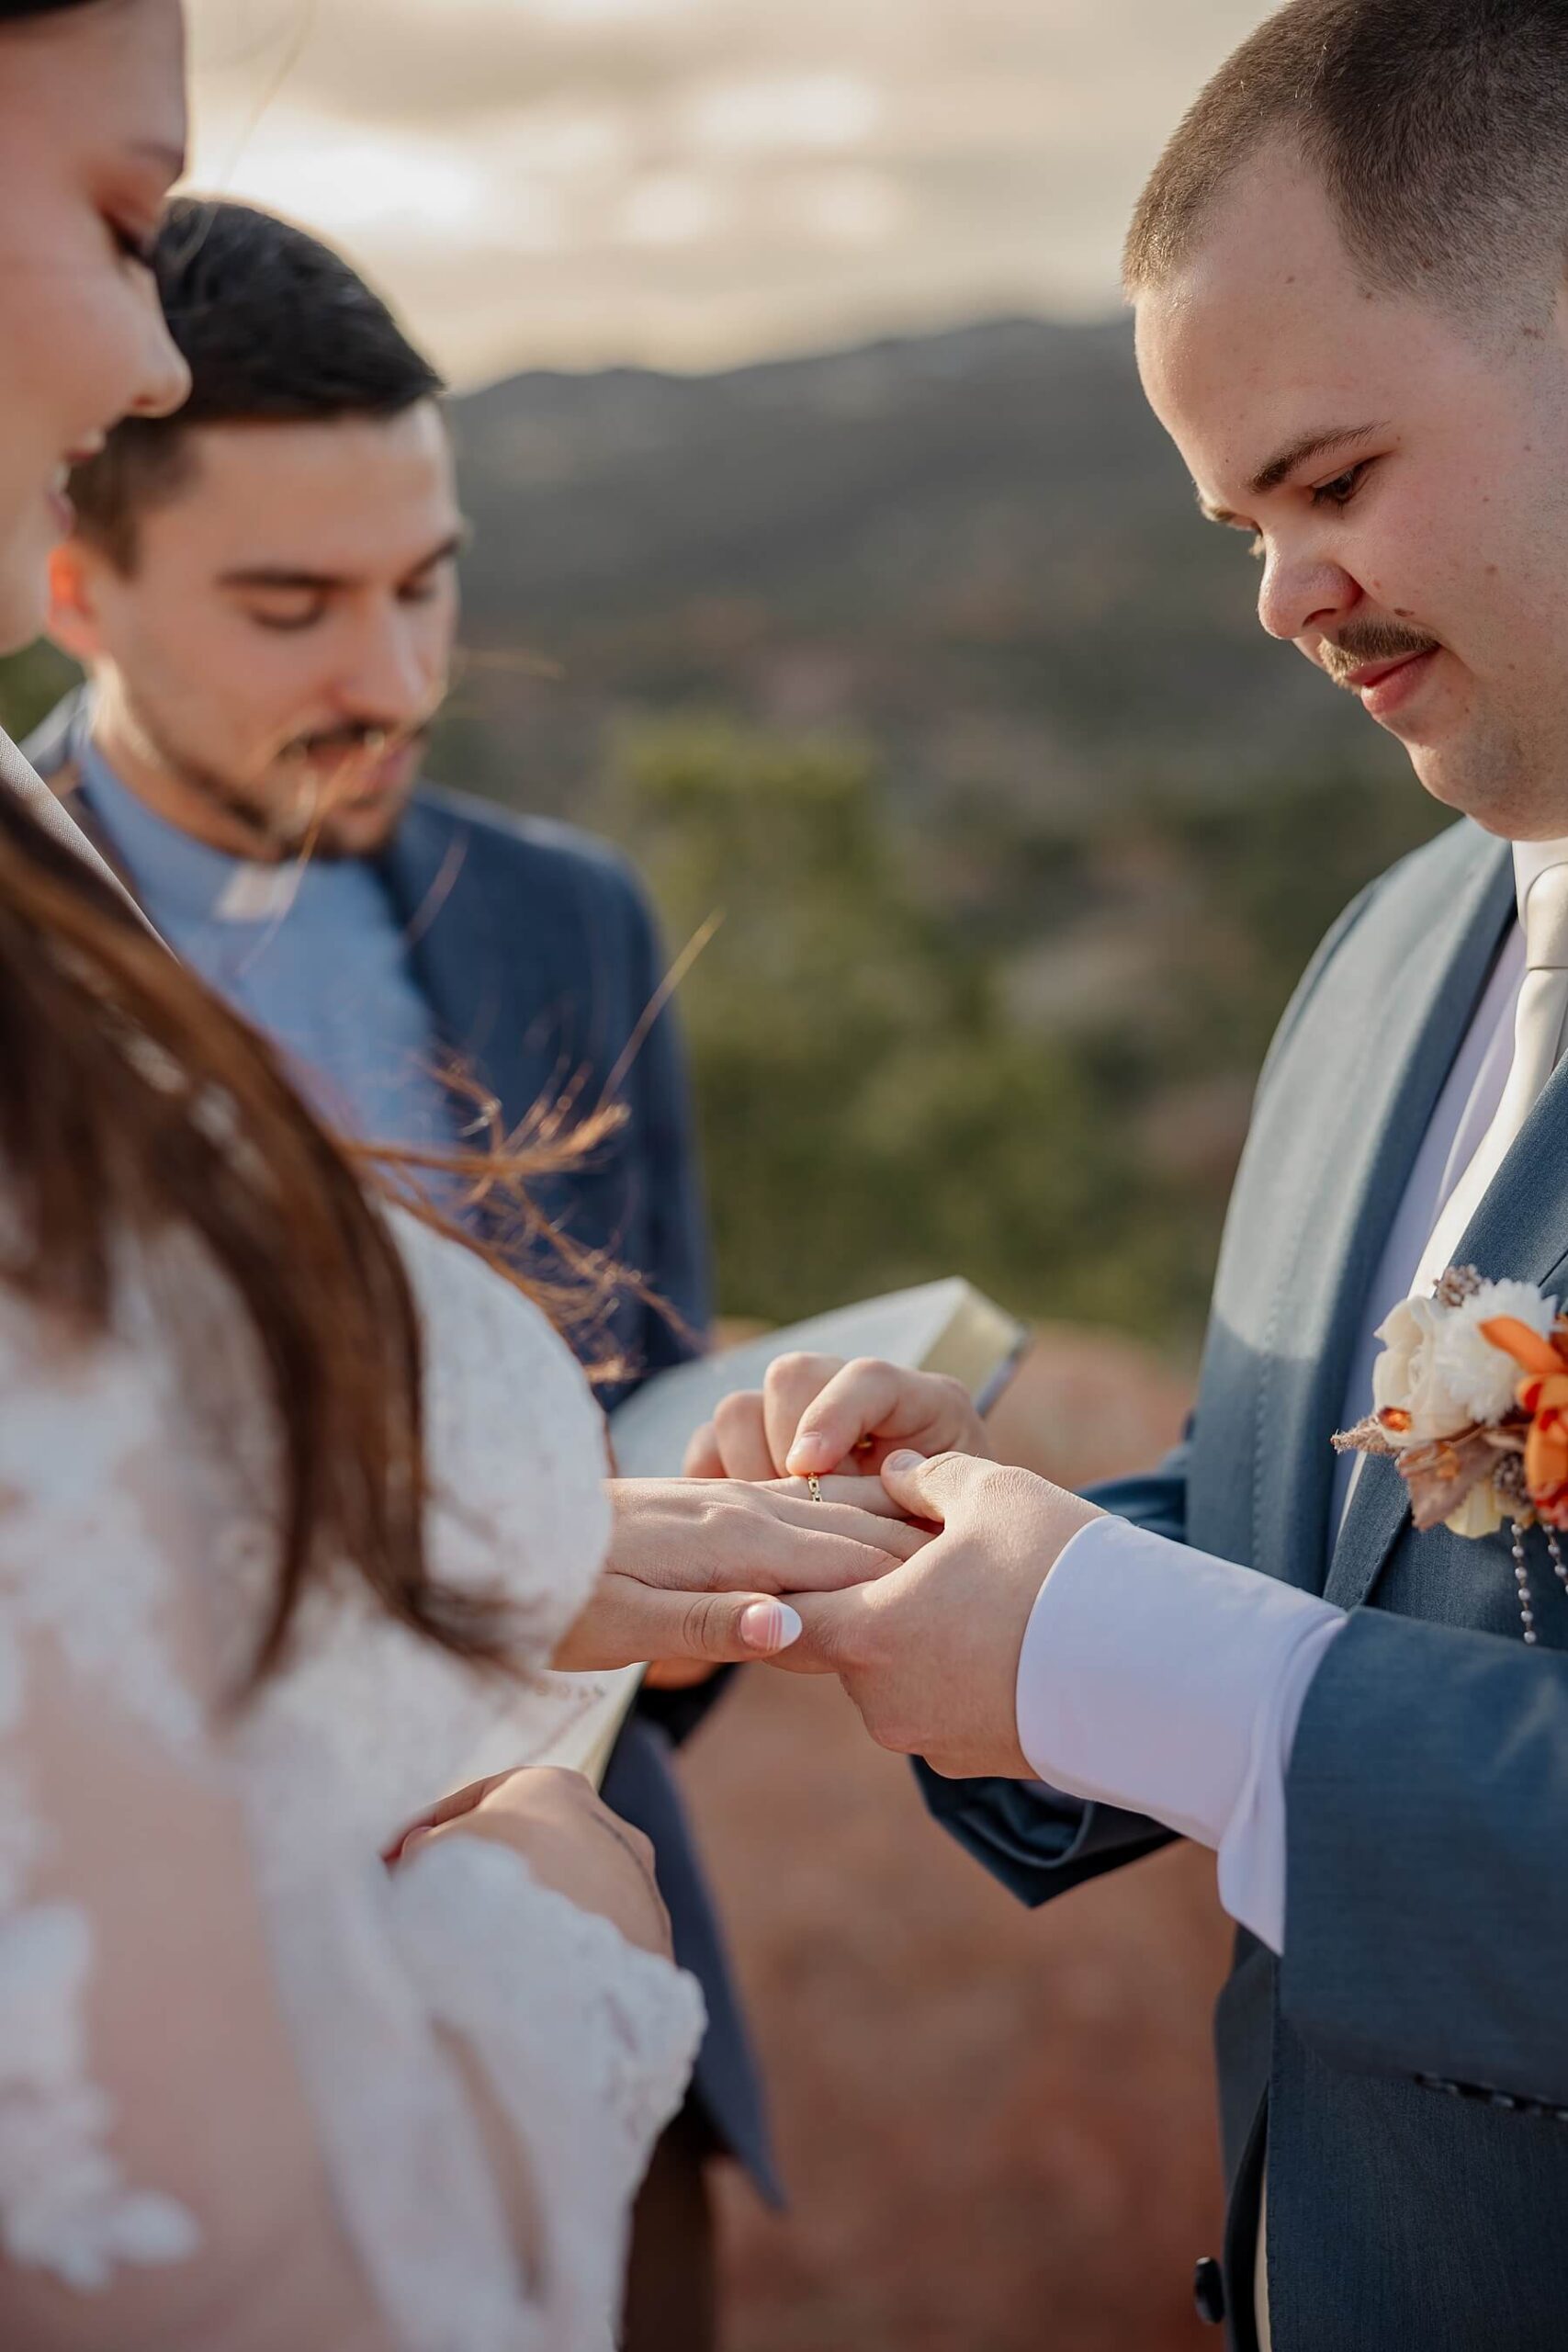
[1282,1608,1568,2110]
[912,1435,1190,1905]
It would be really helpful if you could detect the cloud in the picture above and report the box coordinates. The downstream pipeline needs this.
[186,0,1272,383]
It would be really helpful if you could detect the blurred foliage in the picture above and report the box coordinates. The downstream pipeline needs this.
[599,717,1168,1332]
[0,640,79,742]
[593,715,1449,1348]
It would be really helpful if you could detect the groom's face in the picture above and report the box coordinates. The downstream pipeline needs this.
[1136,149,1568,842]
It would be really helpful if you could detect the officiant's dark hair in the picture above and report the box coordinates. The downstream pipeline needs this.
[1125,0,1568,324]
[71,198,446,570]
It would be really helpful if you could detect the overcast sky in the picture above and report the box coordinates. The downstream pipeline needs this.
[186,0,1271,388]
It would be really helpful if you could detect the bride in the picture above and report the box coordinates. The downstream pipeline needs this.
[0,4,918,2346]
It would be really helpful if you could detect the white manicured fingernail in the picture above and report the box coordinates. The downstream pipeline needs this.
[741,1600,803,1651]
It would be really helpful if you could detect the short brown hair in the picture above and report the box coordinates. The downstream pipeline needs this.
[1125,0,1568,318]
[72,197,446,570]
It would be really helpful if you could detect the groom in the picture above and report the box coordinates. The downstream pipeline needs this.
[698,4,1568,2346]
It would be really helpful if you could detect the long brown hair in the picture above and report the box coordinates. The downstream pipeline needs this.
[0,781,622,1688]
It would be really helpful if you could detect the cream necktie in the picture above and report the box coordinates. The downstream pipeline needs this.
[1406,850,1568,1305]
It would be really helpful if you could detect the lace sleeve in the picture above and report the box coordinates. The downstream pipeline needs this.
[0,1228,703,2350]
[389,1840,704,2347]
[0,1465,393,2349]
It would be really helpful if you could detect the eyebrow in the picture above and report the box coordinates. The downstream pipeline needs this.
[218,531,468,595]
[1197,422,1385,526]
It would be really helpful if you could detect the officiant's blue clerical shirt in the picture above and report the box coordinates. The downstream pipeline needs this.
[78,740,462,1159]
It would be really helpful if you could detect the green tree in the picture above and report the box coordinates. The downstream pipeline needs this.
[604,715,1193,1334]
[0,640,81,744]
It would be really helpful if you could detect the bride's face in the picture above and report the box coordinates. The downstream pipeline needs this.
[0,0,190,652]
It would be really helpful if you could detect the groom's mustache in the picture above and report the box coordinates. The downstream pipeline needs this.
[1319,619,1442,688]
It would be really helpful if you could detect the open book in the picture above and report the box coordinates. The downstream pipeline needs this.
[545,1278,1029,1782]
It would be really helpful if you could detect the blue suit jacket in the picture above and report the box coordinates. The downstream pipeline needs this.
[26,695,778,2200]
[922,817,1568,2348]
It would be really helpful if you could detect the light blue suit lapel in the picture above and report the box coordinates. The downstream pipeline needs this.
[1195,822,1513,1592]
[1320,848,1568,1611]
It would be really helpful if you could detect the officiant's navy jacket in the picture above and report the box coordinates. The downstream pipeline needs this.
[924,815,1568,2350]
[27,693,777,2201]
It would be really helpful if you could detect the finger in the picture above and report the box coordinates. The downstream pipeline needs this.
[768,1474,913,1521]
[877,1447,987,1526]
[786,1361,968,1477]
[385,1770,517,1861]
[772,1585,873,1677]
[677,1521,916,1598]
[417,1771,517,1829]
[710,1388,778,1482]
[755,1488,929,1561]
[682,1422,726,1479]
[761,1352,849,1476]
[556,1580,806,1672]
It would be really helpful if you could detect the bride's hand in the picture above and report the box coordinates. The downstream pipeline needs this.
[682,1354,993,1481]
[552,1476,927,1673]
[391,1767,672,1959]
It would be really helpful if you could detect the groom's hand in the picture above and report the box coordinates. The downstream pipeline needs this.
[683,1354,993,1481]
[782,1451,1102,1779]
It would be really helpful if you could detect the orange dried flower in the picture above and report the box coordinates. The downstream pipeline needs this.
[1478,1317,1568,1528]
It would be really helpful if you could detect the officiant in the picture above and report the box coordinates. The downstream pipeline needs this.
[27,192,775,2352]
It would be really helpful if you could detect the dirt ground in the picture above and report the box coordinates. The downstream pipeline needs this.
[677,1329,1233,2352]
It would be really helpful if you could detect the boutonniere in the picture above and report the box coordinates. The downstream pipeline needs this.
[1335,1268,1568,1642]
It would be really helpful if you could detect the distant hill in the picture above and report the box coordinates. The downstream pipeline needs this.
[441,314,1399,816]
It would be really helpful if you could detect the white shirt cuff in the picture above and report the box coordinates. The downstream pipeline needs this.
[1015,1516,1347,1953]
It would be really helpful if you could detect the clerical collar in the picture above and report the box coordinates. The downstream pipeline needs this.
[75,726,310,926]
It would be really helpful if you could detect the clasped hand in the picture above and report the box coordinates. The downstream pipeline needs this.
[555,1472,927,1670]
[563,1352,1103,1780]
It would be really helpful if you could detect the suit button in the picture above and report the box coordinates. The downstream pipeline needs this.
[1193,2256,1225,2325]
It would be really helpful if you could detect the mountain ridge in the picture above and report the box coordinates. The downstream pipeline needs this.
[442,311,1398,812]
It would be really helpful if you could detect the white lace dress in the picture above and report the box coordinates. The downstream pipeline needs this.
[0,1205,704,2352]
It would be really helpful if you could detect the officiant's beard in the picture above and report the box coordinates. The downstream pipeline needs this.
[123,698,433,862]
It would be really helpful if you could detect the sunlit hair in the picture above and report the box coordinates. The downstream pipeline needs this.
[71,194,446,571]
[1125,0,1568,322]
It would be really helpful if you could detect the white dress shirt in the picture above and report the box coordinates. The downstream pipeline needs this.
[1013,845,1560,1958]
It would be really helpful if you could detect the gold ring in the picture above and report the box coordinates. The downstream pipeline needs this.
[807,1474,824,1503]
